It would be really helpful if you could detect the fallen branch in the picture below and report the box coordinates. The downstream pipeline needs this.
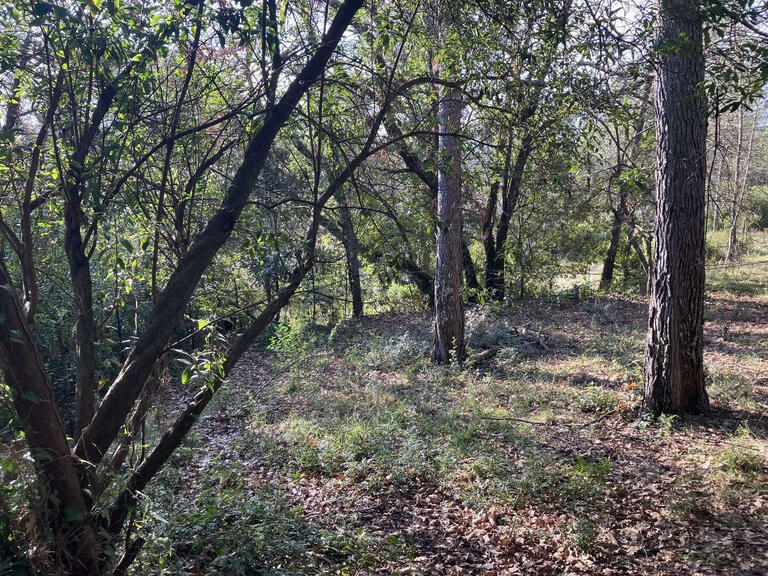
[480,408,620,428]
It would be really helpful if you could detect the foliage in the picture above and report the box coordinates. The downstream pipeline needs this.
[0,0,767,573]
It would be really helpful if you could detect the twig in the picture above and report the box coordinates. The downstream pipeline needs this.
[480,408,620,428]
[708,259,768,269]
[480,416,556,426]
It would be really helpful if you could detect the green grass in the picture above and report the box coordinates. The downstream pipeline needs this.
[707,230,768,297]
[136,242,768,574]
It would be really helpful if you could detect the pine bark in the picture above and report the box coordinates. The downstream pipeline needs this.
[382,112,478,302]
[643,0,709,415]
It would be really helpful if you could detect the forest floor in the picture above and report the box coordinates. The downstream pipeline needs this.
[138,236,768,576]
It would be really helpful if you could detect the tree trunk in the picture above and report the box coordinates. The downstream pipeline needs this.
[642,0,709,415]
[726,107,744,263]
[462,241,480,303]
[383,108,478,305]
[64,201,97,439]
[321,215,434,308]
[75,0,364,466]
[487,132,533,302]
[712,153,725,231]
[482,181,499,283]
[726,108,756,263]
[432,82,465,363]
[0,259,101,573]
[337,188,364,317]
[602,79,652,292]
[60,82,121,443]
[600,210,622,291]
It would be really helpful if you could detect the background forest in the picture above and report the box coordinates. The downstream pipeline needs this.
[0,0,767,574]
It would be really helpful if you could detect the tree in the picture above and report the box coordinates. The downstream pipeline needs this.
[432,10,465,363]
[0,0,366,572]
[478,0,573,302]
[642,0,709,415]
[336,186,365,317]
[725,106,757,262]
[598,78,653,292]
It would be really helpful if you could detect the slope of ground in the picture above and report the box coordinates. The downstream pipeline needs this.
[132,237,768,576]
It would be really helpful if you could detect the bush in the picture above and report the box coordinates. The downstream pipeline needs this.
[746,186,768,230]
[705,238,726,263]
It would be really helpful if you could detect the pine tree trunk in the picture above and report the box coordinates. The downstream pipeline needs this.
[433,83,465,363]
[643,0,709,415]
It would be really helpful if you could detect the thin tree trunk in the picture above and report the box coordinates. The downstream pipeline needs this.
[462,241,480,303]
[321,215,434,308]
[726,107,744,262]
[64,203,98,439]
[603,78,652,292]
[433,82,465,363]
[59,76,122,443]
[482,181,499,286]
[739,113,756,236]
[712,153,725,231]
[75,0,364,466]
[337,188,364,317]
[487,132,534,302]
[600,210,622,291]
[726,109,756,261]
[485,139,511,301]
[482,0,572,301]
[643,0,709,415]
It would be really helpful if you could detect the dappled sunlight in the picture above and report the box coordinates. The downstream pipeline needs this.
[144,289,768,575]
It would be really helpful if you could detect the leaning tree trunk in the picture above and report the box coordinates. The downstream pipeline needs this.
[432,82,465,363]
[642,0,709,415]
